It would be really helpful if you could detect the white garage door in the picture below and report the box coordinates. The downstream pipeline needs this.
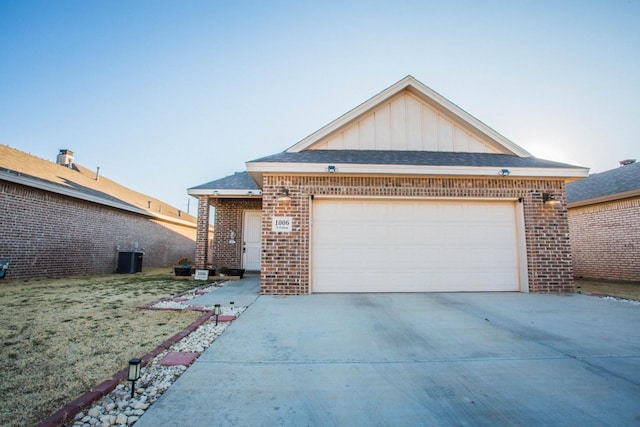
[311,199,524,292]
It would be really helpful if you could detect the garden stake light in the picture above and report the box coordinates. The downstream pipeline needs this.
[214,304,222,326]
[128,358,141,398]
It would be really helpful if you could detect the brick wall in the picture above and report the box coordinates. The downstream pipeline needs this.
[260,175,574,294]
[0,181,197,280]
[568,197,640,282]
[210,198,262,269]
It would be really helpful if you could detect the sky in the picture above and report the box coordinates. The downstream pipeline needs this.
[1,0,639,213]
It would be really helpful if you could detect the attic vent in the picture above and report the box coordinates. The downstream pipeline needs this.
[56,149,74,167]
[619,159,636,166]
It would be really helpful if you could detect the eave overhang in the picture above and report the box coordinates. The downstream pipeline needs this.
[187,188,263,198]
[568,189,640,209]
[2,171,197,228]
[246,162,589,185]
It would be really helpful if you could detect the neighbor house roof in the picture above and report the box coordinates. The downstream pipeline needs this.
[567,161,640,207]
[0,145,196,225]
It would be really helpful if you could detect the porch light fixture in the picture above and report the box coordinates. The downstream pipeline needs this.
[213,304,222,326]
[128,358,141,398]
[327,165,336,173]
[498,169,510,176]
[542,193,560,206]
[278,188,291,203]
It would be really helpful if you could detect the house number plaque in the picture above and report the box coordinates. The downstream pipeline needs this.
[272,217,292,232]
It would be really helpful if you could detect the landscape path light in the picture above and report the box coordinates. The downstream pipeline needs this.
[214,304,222,326]
[128,358,141,398]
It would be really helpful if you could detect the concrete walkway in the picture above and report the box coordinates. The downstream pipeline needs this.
[136,287,640,426]
[186,273,261,308]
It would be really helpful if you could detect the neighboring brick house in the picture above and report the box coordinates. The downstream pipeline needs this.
[0,145,205,280]
[189,76,588,295]
[567,160,640,282]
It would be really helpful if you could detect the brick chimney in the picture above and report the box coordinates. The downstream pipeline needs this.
[56,149,74,167]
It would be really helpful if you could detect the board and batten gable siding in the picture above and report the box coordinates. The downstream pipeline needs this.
[307,91,506,154]
[260,174,573,295]
[569,197,640,282]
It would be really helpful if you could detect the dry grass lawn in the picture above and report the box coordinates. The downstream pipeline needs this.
[1,270,637,427]
[575,278,640,301]
[0,268,205,427]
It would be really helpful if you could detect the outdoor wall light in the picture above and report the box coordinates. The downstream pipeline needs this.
[128,358,141,398]
[498,169,510,176]
[327,165,336,173]
[213,304,222,326]
[278,188,291,203]
[542,193,560,206]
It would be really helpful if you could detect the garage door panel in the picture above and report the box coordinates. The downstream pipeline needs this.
[312,199,522,292]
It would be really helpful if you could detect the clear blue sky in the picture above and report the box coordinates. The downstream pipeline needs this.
[1,0,638,212]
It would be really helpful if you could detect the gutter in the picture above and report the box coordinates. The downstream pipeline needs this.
[1,171,197,228]
[567,189,640,208]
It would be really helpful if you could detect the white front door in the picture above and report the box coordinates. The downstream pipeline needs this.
[242,211,262,271]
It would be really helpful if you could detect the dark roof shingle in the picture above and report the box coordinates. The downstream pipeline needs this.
[249,150,581,169]
[189,171,260,191]
[567,161,640,203]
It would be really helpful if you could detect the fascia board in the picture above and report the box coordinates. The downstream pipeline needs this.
[187,188,263,197]
[2,172,150,215]
[247,162,590,179]
[2,171,197,227]
[404,81,531,157]
[286,76,531,157]
[286,77,413,153]
[568,189,640,208]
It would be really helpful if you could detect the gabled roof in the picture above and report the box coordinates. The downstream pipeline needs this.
[188,172,262,198]
[287,75,531,157]
[194,76,590,196]
[0,145,195,225]
[567,161,640,207]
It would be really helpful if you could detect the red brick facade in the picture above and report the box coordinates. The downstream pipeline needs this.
[0,181,197,280]
[568,197,640,282]
[210,198,262,269]
[250,175,571,294]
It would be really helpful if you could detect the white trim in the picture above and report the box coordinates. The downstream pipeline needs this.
[2,171,197,228]
[287,75,531,157]
[246,161,589,179]
[309,196,527,293]
[515,200,530,292]
[311,194,522,202]
[188,188,263,197]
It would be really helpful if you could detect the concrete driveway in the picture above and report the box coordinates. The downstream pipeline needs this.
[136,290,640,426]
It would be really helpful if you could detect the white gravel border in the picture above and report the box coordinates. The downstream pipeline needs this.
[71,297,245,426]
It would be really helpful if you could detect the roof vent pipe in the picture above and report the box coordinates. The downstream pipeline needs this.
[95,166,100,181]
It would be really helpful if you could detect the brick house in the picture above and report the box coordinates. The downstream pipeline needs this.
[567,160,639,282]
[0,145,205,280]
[190,76,588,294]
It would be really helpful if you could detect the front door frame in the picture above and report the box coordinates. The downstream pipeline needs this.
[242,210,262,271]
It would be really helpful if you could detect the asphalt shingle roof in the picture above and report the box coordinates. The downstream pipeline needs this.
[249,150,580,169]
[566,161,640,203]
[0,145,195,221]
[189,171,261,191]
